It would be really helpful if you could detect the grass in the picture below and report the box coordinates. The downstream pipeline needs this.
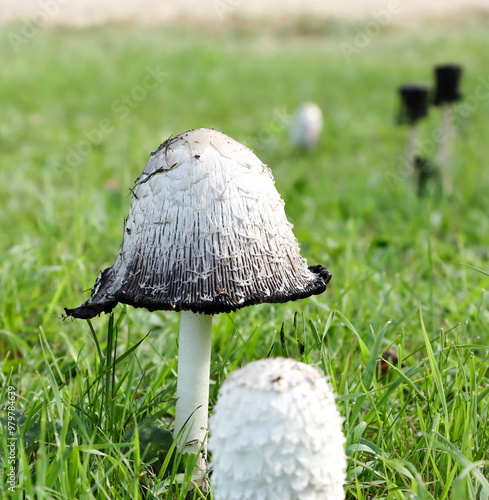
[1,14,489,499]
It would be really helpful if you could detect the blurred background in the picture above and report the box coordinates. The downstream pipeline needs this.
[2,0,488,25]
[2,0,488,325]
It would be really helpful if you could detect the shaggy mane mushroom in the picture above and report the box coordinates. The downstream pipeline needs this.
[64,127,332,478]
[209,357,347,499]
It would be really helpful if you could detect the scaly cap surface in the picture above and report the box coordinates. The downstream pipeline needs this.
[65,128,331,318]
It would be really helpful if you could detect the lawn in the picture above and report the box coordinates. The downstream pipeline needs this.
[1,13,489,499]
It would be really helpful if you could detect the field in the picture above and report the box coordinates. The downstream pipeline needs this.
[1,13,489,499]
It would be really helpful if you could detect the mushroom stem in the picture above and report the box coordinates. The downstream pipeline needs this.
[439,104,453,195]
[174,311,213,466]
[406,122,418,168]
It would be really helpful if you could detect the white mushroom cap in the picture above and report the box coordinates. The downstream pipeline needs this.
[65,128,331,319]
[209,357,347,500]
[290,103,323,150]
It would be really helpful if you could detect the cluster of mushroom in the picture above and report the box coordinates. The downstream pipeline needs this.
[65,128,346,497]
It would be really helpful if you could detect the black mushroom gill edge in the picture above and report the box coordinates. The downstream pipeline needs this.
[64,265,332,320]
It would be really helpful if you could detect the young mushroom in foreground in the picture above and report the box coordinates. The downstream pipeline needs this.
[209,357,347,500]
[64,127,332,478]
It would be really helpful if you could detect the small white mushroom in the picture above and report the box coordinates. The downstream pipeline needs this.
[209,357,346,500]
[64,128,332,477]
[290,102,323,150]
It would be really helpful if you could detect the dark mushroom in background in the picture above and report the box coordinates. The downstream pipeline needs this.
[433,64,463,195]
[397,84,430,168]
[433,64,463,106]
[65,128,332,478]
